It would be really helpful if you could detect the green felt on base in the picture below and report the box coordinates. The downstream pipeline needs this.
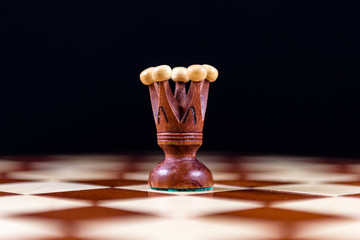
[150,187,213,192]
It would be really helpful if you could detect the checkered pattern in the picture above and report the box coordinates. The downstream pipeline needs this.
[1,154,360,240]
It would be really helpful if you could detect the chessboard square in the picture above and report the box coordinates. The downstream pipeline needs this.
[196,189,323,205]
[0,191,18,197]
[19,206,151,221]
[8,169,118,181]
[78,217,281,240]
[212,172,242,181]
[116,184,247,196]
[257,183,360,197]
[120,171,148,180]
[240,155,322,163]
[33,238,91,240]
[0,179,30,184]
[330,181,360,187]
[31,157,128,171]
[215,180,296,188]
[0,160,24,171]
[246,170,359,183]
[209,207,341,222]
[273,197,360,219]
[71,179,148,187]
[0,195,90,217]
[0,181,107,194]
[129,161,159,172]
[200,157,240,172]
[343,164,360,174]
[0,218,63,240]
[346,193,360,198]
[239,158,335,172]
[100,196,262,219]
[295,220,360,240]
[36,188,171,202]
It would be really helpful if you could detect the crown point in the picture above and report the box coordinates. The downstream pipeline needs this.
[171,67,190,83]
[152,65,172,82]
[202,64,218,82]
[140,67,155,85]
[188,64,207,82]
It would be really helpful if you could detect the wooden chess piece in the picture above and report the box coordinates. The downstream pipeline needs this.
[140,64,218,191]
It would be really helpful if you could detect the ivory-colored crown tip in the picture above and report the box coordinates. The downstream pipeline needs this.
[152,65,172,82]
[202,64,218,82]
[140,67,155,85]
[171,67,189,83]
[187,64,207,82]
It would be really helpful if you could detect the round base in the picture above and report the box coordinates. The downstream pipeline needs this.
[150,187,213,192]
[148,158,214,189]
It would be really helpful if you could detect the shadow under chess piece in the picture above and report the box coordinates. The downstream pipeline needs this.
[140,64,218,191]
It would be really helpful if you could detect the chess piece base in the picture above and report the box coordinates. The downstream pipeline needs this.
[150,187,213,192]
[149,133,214,191]
[148,157,214,191]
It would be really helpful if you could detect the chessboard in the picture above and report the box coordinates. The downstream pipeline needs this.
[1,154,360,240]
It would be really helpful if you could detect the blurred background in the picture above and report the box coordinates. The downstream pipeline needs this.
[1,1,360,157]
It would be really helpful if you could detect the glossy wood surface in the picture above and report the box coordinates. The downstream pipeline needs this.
[142,64,218,190]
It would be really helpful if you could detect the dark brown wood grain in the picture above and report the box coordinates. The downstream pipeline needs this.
[148,80,214,189]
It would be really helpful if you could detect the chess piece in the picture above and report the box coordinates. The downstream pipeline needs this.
[140,64,218,191]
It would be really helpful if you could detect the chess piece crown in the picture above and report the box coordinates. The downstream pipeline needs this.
[140,64,218,134]
[140,64,218,190]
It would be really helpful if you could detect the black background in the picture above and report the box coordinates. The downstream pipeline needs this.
[2,1,360,157]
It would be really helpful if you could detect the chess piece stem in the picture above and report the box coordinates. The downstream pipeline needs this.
[149,133,213,190]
